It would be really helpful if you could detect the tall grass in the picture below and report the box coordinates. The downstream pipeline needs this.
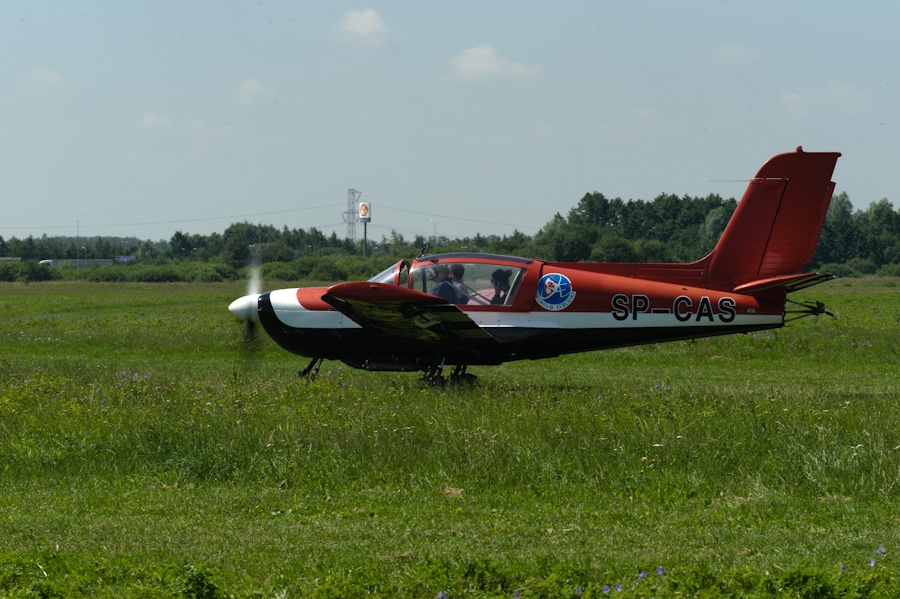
[1,279,899,596]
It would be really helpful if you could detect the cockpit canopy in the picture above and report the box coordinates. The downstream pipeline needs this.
[368,254,531,307]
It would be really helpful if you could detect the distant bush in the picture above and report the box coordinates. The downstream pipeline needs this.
[184,262,236,283]
[309,260,348,282]
[131,265,183,283]
[290,257,319,279]
[52,261,243,283]
[263,262,302,282]
[846,257,877,275]
[819,259,897,278]
[0,261,60,282]
[819,262,860,278]
[338,255,397,280]
[87,267,127,282]
[876,263,900,277]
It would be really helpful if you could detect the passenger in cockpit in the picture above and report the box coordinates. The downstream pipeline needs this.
[490,268,512,305]
[448,263,471,304]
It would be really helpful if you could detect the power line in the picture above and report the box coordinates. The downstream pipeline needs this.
[1,203,346,232]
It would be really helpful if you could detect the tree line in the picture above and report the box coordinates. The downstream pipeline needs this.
[2,190,898,282]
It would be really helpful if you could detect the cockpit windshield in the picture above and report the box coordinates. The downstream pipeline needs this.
[368,263,398,284]
[367,260,410,285]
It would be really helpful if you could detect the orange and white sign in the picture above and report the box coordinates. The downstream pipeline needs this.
[358,202,371,222]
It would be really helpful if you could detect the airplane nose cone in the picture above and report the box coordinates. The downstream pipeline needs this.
[228,294,260,323]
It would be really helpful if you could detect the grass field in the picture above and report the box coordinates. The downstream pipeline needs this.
[1,278,899,597]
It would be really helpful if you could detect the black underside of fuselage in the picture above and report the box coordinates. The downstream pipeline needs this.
[258,303,782,372]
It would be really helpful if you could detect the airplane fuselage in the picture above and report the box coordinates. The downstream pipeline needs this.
[228,149,840,376]
[243,253,786,371]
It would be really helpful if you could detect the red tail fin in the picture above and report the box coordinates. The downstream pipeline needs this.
[705,149,840,291]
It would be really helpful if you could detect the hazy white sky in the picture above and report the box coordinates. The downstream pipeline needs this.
[2,1,897,243]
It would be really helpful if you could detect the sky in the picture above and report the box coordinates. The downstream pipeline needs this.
[2,1,898,244]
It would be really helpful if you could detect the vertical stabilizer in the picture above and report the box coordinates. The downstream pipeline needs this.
[705,149,840,291]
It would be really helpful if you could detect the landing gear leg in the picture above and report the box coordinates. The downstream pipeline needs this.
[299,357,323,381]
[422,354,446,385]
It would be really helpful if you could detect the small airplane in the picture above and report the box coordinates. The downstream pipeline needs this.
[230,148,840,381]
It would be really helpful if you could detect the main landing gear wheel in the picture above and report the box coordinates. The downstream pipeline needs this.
[420,364,478,387]
[449,364,478,386]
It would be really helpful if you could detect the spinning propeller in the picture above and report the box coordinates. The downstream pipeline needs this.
[229,257,262,351]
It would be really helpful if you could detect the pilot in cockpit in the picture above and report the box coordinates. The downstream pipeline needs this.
[430,264,462,303]
[429,263,469,304]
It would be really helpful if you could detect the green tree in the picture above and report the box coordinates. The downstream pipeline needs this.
[590,235,639,262]
[858,198,900,265]
[222,235,251,268]
[700,205,733,256]
[93,237,114,259]
[260,241,294,263]
[814,192,860,265]
[533,214,590,261]
[136,240,160,261]
[168,231,191,258]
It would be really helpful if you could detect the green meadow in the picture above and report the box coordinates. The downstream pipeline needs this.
[1,278,899,597]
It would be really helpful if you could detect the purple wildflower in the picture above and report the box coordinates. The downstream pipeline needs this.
[870,559,875,567]
[878,547,886,554]
[657,566,665,575]
[616,583,623,592]
[436,592,447,599]
[575,588,583,595]
[840,564,847,571]
[639,571,648,579]
[602,585,610,593]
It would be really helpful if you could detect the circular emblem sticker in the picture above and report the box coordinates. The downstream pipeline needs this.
[535,273,576,311]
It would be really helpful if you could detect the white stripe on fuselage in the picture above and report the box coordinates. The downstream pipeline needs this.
[469,311,782,329]
[267,287,781,331]
[269,288,362,329]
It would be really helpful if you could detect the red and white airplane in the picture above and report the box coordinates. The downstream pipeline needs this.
[230,148,840,380]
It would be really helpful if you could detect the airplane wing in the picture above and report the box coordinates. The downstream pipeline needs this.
[322,282,497,344]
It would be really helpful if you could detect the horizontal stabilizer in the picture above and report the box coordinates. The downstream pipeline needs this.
[732,272,835,294]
